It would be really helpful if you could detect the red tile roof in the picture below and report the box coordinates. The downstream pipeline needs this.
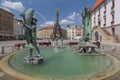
[39,26,54,31]
[38,26,66,31]
[92,0,104,12]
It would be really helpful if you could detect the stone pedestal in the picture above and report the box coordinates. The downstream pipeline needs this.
[24,56,43,64]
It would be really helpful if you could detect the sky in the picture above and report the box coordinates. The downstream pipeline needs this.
[0,0,97,30]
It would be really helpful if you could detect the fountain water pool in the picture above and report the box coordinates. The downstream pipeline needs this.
[1,46,118,80]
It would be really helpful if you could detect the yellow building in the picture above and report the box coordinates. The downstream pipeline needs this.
[37,26,67,39]
[37,26,54,39]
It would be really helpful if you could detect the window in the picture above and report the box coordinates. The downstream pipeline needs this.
[98,15,101,26]
[111,0,115,25]
[94,13,96,25]
[94,17,96,25]
[103,15,106,26]
[112,0,115,8]
[98,7,100,15]
[98,18,101,26]
[111,0,115,10]
[104,1,107,14]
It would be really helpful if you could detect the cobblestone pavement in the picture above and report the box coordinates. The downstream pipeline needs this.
[101,43,120,80]
[0,40,120,80]
[105,52,120,80]
[0,71,21,80]
[0,55,21,80]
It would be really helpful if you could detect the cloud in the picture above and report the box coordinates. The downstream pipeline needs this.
[40,19,75,27]
[77,13,80,16]
[40,21,55,27]
[1,0,25,12]
[67,12,76,20]
[60,19,75,25]
[40,11,82,27]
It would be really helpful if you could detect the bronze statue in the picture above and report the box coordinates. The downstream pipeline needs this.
[81,7,92,41]
[20,8,41,57]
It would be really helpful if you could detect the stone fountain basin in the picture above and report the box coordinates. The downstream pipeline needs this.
[0,46,120,80]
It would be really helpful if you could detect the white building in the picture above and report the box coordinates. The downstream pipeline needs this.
[91,0,120,43]
[13,19,24,40]
[67,25,82,40]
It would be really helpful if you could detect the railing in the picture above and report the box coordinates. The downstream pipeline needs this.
[69,42,79,45]
[14,43,26,49]
[0,41,52,56]
[38,42,51,46]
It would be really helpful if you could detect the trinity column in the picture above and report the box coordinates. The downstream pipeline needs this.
[52,9,62,40]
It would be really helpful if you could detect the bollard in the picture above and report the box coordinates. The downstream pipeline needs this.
[2,46,4,54]
[12,46,14,52]
[103,46,104,49]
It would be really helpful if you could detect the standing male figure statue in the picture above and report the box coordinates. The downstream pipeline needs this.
[20,8,43,64]
[81,7,92,41]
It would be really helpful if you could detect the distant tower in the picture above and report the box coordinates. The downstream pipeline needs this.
[52,9,62,40]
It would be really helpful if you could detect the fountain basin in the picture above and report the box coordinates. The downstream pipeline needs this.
[0,46,120,80]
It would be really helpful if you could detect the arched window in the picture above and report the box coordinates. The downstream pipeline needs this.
[95,31,99,41]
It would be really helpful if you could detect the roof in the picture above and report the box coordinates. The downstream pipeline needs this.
[38,26,66,31]
[38,26,54,31]
[92,0,104,12]
[0,8,14,16]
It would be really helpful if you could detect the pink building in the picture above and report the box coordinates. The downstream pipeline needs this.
[67,25,82,40]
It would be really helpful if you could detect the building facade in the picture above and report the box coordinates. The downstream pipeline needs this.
[13,19,25,40]
[0,8,14,41]
[67,25,82,40]
[37,26,67,39]
[91,0,120,43]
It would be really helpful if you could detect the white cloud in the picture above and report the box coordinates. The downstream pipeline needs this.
[1,0,25,12]
[67,12,76,20]
[77,13,80,16]
[60,19,75,25]
[40,11,81,27]
[40,21,55,27]
[40,19,75,27]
